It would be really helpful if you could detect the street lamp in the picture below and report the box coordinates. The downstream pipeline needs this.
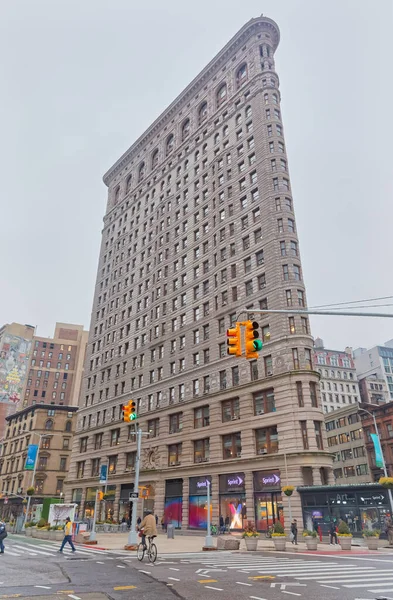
[359,407,393,516]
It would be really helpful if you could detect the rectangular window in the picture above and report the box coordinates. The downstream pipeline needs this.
[296,381,304,407]
[222,432,241,459]
[310,382,318,407]
[222,397,240,422]
[194,405,210,428]
[254,389,275,415]
[168,443,182,466]
[194,438,210,463]
[255,426,278,455]
[292,348,299,370]
[314,421,323,449]
[300,421,309,449]
[169,412,182,434]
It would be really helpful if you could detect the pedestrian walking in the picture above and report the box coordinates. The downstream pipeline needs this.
[58,517,76,553]
[329,521,338,545]
[161,515,166,532]
[137,516,142,526]
[0,520,7,554]
[386,517,393,545]
[290,519,298,545]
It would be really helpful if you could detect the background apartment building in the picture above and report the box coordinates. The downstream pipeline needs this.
[354,341,393,401]
[358,375,389,404]
[0,322,35,440]
[66,15,334,531]
[361,402,393,482]
[325,404,370,484]
[0,404,77,520]
[23,323,88,409]
[313,338,360,414]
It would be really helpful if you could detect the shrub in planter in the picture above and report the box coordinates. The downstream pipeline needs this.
[37,518,48,528]
[26,487,35,496]
[363,529,380,550]
[337,520,352,550]
[272,521,286,551]
[303,529,318,550]
[242,523,259,551]
[379,477,393,489]
[282,486,295,497]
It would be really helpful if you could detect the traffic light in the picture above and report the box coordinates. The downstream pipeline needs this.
[122,402,131,422]
[245,320,263,359]
[130,400,137,421]
[227,323,242,357]
[97,491,104,501]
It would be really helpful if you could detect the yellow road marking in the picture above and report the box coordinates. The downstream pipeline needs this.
[198,579,218,583]
[249,575,275,580]
[113,586,137,590]
[0,595,22,598]
[57,591,75,594]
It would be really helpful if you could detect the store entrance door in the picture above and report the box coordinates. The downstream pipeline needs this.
[255,492,283,532]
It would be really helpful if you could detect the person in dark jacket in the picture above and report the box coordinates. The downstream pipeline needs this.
[0,520,7,554]
[290,519,298,545]
[329,521,338,545]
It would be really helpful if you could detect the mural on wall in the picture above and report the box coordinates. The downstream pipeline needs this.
[0,334,32,404]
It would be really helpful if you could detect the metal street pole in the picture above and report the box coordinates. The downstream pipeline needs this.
[283,453,292,522]
[89,490,99,542]
[23,434,42,529]
[360,408,393,516]
[127,428,142,546]
[204,480,213,548]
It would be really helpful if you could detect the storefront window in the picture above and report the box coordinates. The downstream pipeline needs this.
[165,479,183,528]
[219,473,246,530]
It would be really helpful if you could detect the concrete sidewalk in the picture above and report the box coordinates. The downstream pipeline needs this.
[78,531,393,554]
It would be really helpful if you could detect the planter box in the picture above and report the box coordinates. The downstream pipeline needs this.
[31,528,38,538]
[244,537,258,551]
[273,536,286,551]
[48,530,57,540]
[366,537,379,550]
[304,536,318,550]
[25,528,32,537]
[55,531,64,542]
[339,536,352,550]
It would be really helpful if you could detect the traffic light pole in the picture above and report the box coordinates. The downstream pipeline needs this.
[89,490,99,542]
[127,427,143,546]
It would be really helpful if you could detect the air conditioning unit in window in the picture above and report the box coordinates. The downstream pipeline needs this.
[236,452,242,458]
[258,448,267,455]
[201,457,208,462]
[267,370,273,376]
[257,410,264,416]
[196,457,202,463]
[232,415,239,421]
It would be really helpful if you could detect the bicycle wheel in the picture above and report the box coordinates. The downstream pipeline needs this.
[137,542,145,561]
[148,543,157,563]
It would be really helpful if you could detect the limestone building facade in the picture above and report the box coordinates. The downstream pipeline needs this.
[65,15,334,531]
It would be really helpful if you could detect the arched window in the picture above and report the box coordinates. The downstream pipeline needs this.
[65,421,72,432]
[214,133,220,146]
[166,134,174,155]
[236,63,248,88]
[217,83,227,107]
[114,186,120,204]
[198,102,207,125]
[181,119,190,141]
[138,162,145,183]
[45,419,53,430]
[152,149,159,169]
[126,175,132,193]
[245,105,252,118]
[272,94,278,104]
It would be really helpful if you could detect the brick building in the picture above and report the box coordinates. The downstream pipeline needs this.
[23,323,88,409]
[325,404,370,484]
[0,404,77,520]
[361,402,393,482]
[65,15,334,531]
[358,375,389,405]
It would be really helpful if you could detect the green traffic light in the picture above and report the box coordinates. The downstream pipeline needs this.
[253,339,263,351]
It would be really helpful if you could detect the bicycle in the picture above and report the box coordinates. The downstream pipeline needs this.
[137,535,157,563]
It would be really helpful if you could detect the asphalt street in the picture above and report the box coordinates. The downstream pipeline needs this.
[2,535,393,600]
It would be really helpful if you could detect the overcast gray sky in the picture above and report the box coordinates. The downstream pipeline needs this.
[1,0,392,351]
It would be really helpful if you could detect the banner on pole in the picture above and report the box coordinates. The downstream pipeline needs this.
[99,464,108,484]
[371,433,384,468]
[25,444,38,470]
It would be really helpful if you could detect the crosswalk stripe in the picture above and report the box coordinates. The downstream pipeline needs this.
[316,576,393,584]
[12,544,54,556]
[344,581,393,588]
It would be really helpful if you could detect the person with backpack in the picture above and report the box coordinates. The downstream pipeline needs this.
[58,517,76,553]
[290,518,298,545]
[329,520,338,545]
[0,520,8,554]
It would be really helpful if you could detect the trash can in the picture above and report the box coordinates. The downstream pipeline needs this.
[167,524,175,539]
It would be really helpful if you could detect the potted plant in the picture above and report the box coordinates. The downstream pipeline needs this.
[242,523,260,551]
[363,529,380,550]
[272,521,286,551]
[379,477,393,489]
[303,529,318,550]
[26,487,35,496]
[282,486,295,497]
[337,520,352,550]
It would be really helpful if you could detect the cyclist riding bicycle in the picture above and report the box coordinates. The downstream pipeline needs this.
[138,510,157,549]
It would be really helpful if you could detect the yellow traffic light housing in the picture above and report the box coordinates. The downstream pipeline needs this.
[245,321,263,360]
[227,323,242,357]
[122,402,131,422]
[97,491,104,501]
[130,400,137,421]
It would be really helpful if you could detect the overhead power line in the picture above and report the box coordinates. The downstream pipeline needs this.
[310,295,393,310]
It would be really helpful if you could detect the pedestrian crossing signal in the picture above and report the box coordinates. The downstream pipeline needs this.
[245,321,262,359]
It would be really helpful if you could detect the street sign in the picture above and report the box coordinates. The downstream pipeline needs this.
[129,492,138,500]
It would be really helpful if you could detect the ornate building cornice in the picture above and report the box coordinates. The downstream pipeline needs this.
[103,16,279,187]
